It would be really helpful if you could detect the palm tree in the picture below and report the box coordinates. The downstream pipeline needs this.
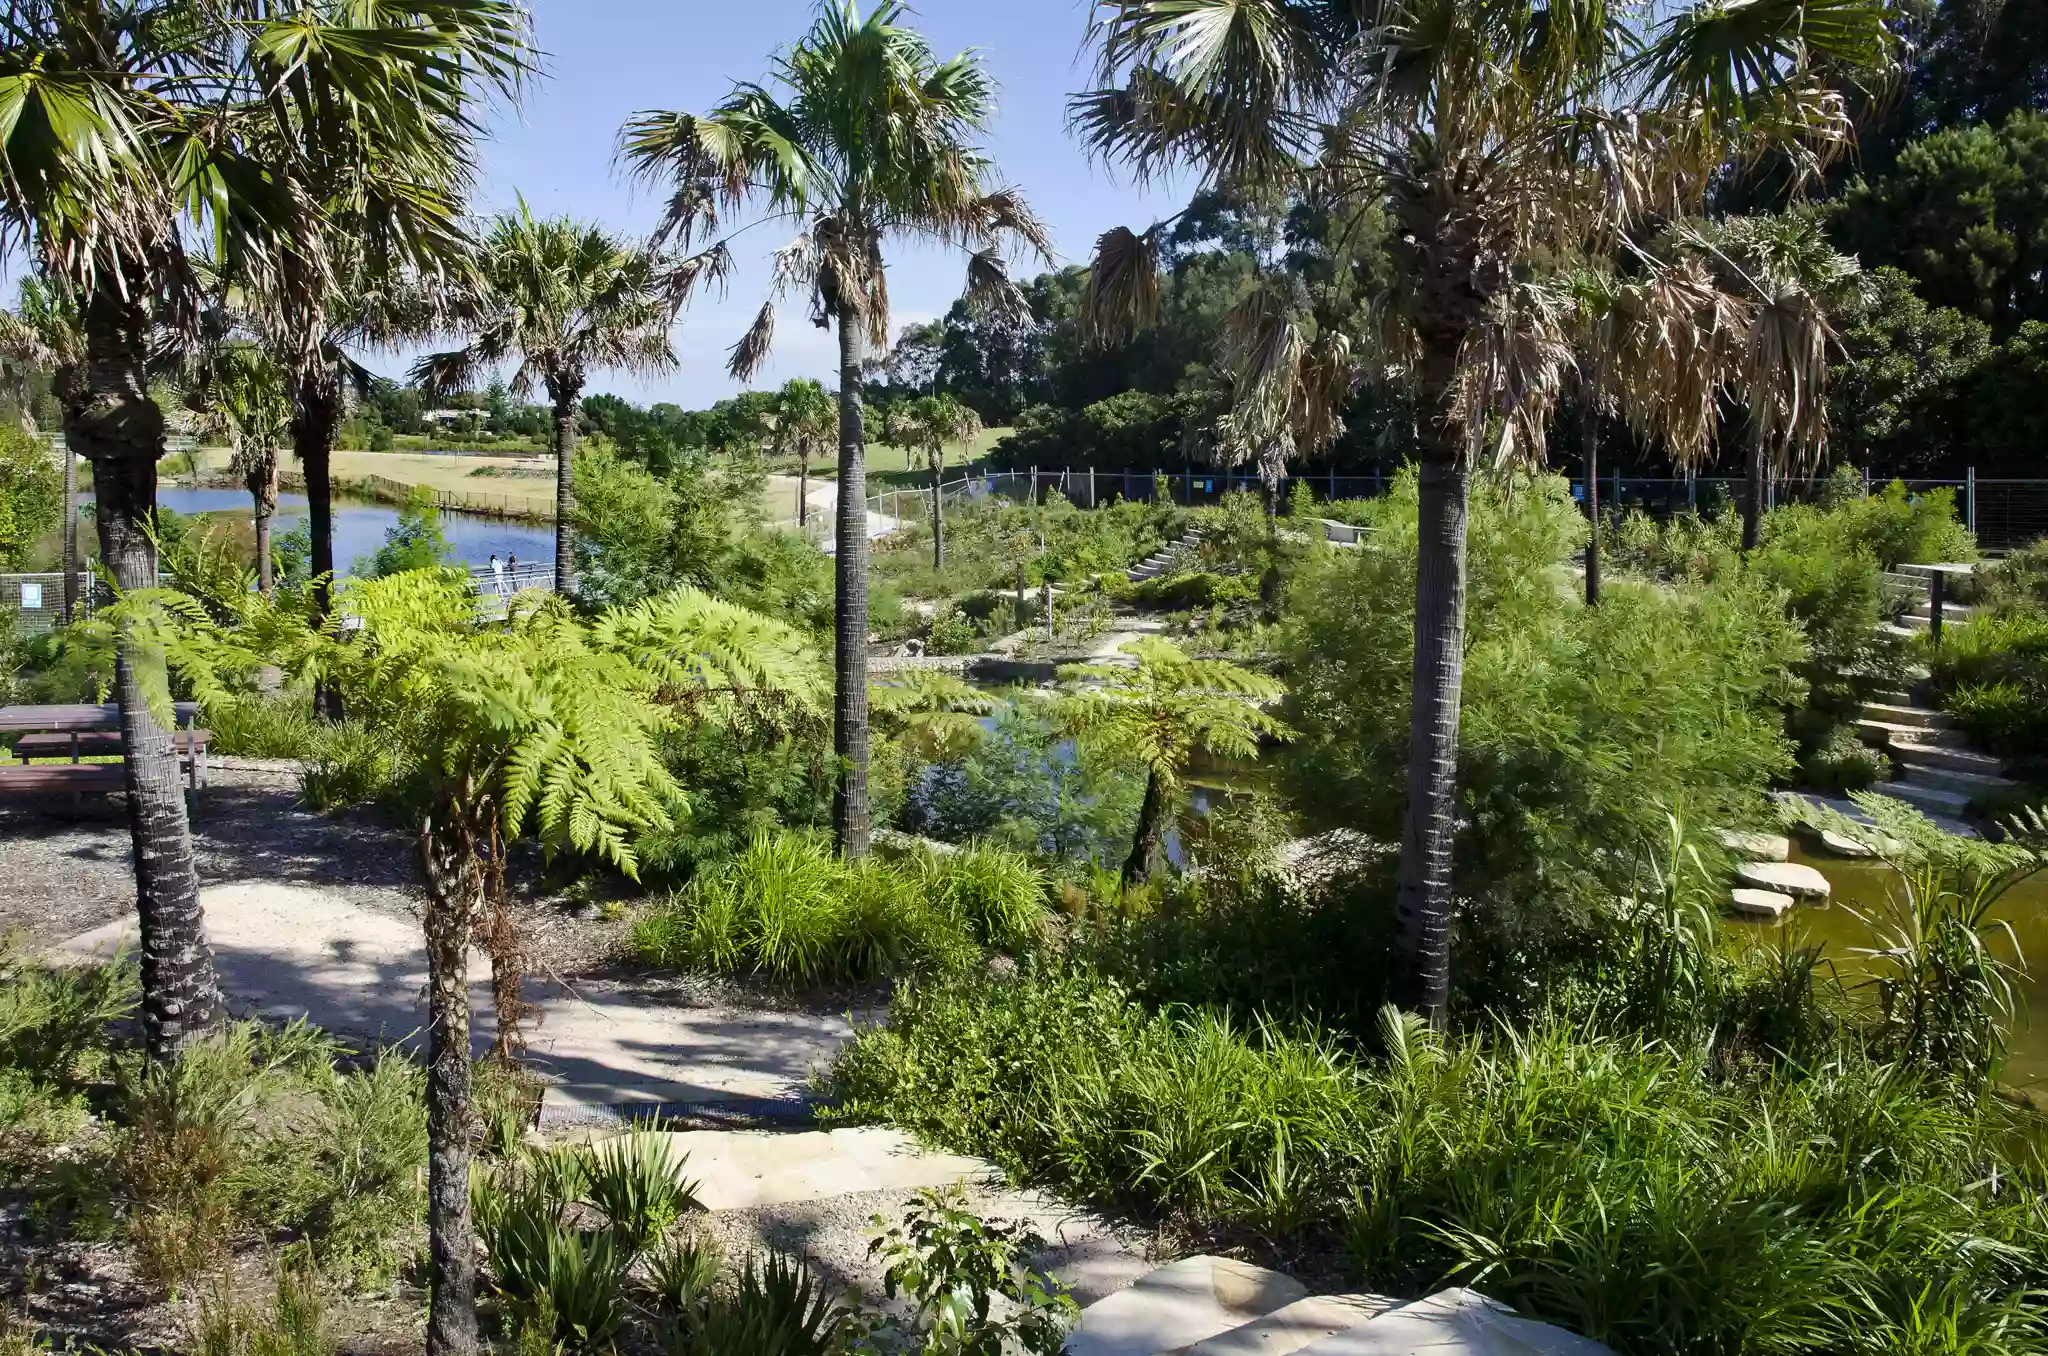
[0,279,85,620]
[189,344,293,594]
[1054,639,1291,886]
[0,0,532,1065]
[1073,0,1892,1020]
[621,0,1051,858]
[902,393,982,569]
[772,377,837,528]
[415,203,705,596]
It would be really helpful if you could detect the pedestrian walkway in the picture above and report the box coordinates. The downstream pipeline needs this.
[56,881,864,1123]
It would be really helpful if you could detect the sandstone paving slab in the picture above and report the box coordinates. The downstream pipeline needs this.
[1733,860,1831,900]
[1297,1288,1614,1356]
[1729,888,1796,919]
[55,881,856,1115]
[1065,1255,1308,1356]
[633,1126,997,1211]
[1188,1294,1399,1356]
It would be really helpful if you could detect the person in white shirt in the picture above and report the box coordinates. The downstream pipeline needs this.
[489,553,506,596]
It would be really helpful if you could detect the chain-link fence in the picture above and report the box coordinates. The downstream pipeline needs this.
[0,571,96,634]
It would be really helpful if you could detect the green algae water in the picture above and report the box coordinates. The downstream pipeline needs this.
[1731,844,2048,1093]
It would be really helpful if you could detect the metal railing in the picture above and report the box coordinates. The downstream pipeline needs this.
[279,470,555,523]
[468,562,555,596]
[852,467,2048,552]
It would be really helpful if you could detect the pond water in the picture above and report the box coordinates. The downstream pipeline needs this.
[1729,844,2048,1092]
[84,487,553,576]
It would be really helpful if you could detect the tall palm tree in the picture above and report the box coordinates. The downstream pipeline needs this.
[1053,638,1292,886]
[621,0,1051,858]
[0,0,534,1067]
[0,279,85,620]
[1074,0,1892,1021]
[902,393,982,569]
[189,343,293,594]
[415,203,703,596]
[772,377,837,528]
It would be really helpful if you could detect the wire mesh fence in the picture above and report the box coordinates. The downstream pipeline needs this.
[0,572,93,634]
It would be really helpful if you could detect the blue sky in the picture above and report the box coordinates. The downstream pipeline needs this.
[465,0,1188,408]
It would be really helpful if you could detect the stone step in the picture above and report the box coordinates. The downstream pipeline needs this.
[1730,887,1796,918]
[1734,859,1831,900]
[1066,1256,1307,1356]
[1296,1289,1616,1355]
[1893,762,2018,797]
[1869,689,1919,706]
[1890,742,2006,776]
[1716,829,1790,862]
[1880,778,1976,818]
[1857,718,1971,750]
[1186,1295,1396,1356]
[1904,602,1980,621]
[1858,701,1953,730]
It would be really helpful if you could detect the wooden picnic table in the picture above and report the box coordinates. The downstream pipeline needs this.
[0,701,199,733]
[0,702,209,795]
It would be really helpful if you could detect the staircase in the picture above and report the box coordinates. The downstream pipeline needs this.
[1855,692,2019,825]
[1063,1255,1612,1356]
[1127,526,1204,583]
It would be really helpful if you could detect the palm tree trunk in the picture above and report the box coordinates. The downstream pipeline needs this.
[250,453,279,597]
[421,814,480,1356]
[1582,399,1602,606]
[1122,768,1168,887]
[931,448,946,570]
[1742,433,1766,552]
[1396,454,1470,1028]
[832,317,872,858]
[549,380,580,597]
[799,454,809,527]
[60,428,79,624]
[70,280,221,1063]
[291,373,345,720]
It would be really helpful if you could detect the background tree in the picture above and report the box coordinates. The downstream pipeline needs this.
[189,344,294,594]
[1074,0,1892,1021]
[772,377,837,528]
[1053,638,1290,886]
[0,423,61,570]
[622,0,1051,858]
[903,393,982,569]
[416,203,700,597]
[0,279,84,618]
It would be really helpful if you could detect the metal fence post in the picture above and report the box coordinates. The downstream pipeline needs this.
[1089,465,1096,508]
[1967,466,1978,535]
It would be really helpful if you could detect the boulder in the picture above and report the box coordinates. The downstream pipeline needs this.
[1733,860,1831,900]
[1716,829,1791,862]
[1295,1289,1615,1355]
[1729,888,1796,919]
[1189,1295,1398,1356]
[1066,1256,1308,1356]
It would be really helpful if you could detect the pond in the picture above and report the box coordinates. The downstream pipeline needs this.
[1730,843,2048,1093]
[86,487,554,576]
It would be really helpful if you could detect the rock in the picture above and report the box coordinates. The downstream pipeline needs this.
[1717,829,1791,862]
[1065,1256,1308,1356]
[1295,1289,1615,1355]
[1189,1295,1397,1356]
[1729,888,1797,918]
[1733,860,1831,900]
[1818,829,1877,859]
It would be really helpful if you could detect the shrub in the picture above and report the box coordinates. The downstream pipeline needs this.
[578,1134,701,1250]
[664,1251,851,1356]
[192,1260,334,1356]
[867,1187,1076,1356]
[1975,537,2048,617]
[827,965,2048,1356]
[204,695,321,760]
[916,844,1050,951]
[275,1055,428,1283]
[642,1233,723,1316]
[1130,571,1254,611]
[925,605,980,656]
[1927,613,2048,765]
[0,939,135,1083]
[472,1162,632,1349]
[1796,721,1889,793]
[298,720,408,811]
[632,832,977,985]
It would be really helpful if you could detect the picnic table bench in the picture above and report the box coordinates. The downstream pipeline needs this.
[0,702,209,797]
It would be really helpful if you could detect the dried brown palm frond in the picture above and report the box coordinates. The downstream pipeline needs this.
[1083,224,1162,347]
[729,300,779,382]
[1456,276,1577,470]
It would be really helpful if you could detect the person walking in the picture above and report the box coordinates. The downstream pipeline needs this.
[507,553,519,589]
[489,553,506,597]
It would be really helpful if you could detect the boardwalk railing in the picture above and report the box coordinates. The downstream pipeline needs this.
[280,471,555,523]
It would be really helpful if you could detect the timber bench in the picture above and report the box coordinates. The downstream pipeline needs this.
[0,701,208,802]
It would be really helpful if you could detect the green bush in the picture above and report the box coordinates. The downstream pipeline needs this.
[1975,537,2048,617]
[578,1135,701,1251]
[925,604,980,656]
[631,832,978,984]
[1130,571,1254,611]
[915,843,1051,951]
[1927,613,2048,764]
[473,1171,632,1349]
[298,721,408,812]
[204,695,321,760]
[828,965,2048,1356]
[1796,721,1889,793]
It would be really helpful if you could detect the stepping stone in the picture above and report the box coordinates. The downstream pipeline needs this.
[1734,860,1831,900]
[630,1127,995,1211]
[1818,828,1885,860]
[1066,1256,1307,1356]
[1298,1288,1613,1355]
[1729,888,1797,919]
[1716,829,1790,862]
[1189,1294,1397,1356]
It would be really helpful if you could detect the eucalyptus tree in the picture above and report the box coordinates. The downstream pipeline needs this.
[621,0,1052,857]
[415,203,704,596]
[772,376,837,527]
[1074,0,1893,1020]
[0,278,84,619]
[0,0,528,1063]
[902,392,982,569]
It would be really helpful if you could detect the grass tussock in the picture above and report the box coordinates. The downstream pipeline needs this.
[826,964,2048,1356]
[631,832,1049,984]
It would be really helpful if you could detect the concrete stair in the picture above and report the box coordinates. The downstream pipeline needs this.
[1127,527,1205,583]
[1064,1258,1613,1356]
[1853,698,2020,820]
[1895,601,1980,631]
